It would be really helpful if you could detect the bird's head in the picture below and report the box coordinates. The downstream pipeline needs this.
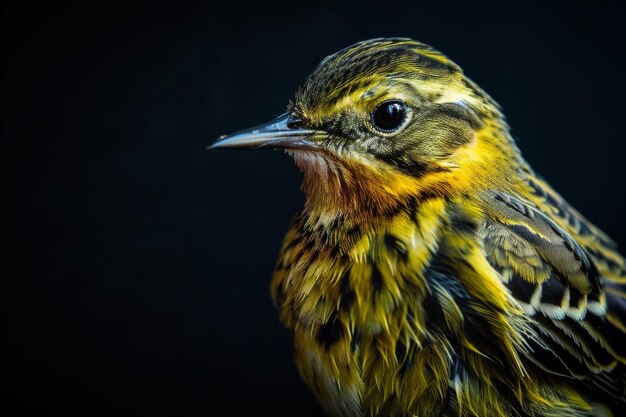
[212,38,523,219]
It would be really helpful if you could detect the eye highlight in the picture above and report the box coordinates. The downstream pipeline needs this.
[370,100,409,134]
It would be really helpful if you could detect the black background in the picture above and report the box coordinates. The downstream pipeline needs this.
[3,1,626,416]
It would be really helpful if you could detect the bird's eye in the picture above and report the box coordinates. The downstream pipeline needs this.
[371,100,409,134]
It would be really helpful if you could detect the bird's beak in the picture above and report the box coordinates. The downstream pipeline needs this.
[208,112,319,150]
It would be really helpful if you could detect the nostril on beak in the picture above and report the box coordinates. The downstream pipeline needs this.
[287,117,304,130]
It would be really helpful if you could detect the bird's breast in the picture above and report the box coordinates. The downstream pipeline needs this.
[270,198,453,416]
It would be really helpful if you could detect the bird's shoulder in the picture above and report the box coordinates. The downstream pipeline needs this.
[523,174,626,283]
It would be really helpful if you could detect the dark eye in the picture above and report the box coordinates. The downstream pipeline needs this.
[371,100,408,133]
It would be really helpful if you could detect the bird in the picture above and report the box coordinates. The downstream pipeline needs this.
[210,38,626,417]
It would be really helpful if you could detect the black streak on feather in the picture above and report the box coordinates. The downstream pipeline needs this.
[339,268,355,311]
[317,315,344,350]
[371,262,384,298]
[540,275,567,306]
[506,275,536,304]
[350,328,361,353]
[384,233,408,262]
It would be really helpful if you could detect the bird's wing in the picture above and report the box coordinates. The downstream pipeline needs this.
[481,191,626,402]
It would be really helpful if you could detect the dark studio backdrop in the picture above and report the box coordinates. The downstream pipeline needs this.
[3,1,626,416]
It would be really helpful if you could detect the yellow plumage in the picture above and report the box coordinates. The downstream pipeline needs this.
[212,38,626,417]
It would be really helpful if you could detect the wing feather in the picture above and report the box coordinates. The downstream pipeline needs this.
[481,191,626,408]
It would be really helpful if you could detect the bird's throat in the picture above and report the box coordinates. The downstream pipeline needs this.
[289,149,402,220]
[288,148,454,224]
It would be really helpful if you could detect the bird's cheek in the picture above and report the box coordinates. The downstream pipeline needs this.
[406,118,476,163]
